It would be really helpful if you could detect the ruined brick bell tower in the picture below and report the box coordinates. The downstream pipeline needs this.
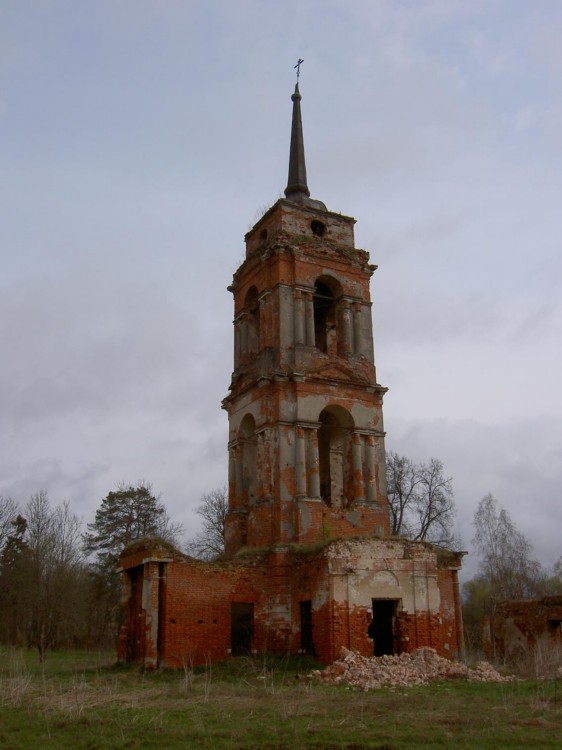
[222,80,390,557]
[118,77,465,668]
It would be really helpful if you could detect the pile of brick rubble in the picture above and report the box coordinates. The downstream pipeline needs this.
[313,647,511,691]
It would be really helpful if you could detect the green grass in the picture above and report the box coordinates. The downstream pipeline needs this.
[0,649,561,749]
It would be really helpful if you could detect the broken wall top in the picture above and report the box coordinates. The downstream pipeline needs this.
[118,536,189,570]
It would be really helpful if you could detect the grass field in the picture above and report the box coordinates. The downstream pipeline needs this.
[0,648,561,749]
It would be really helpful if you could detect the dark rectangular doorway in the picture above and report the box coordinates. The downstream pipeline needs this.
[231,602,254,656]
[300,600,315,656]
[127,566,143,662]
[369,599,398,656]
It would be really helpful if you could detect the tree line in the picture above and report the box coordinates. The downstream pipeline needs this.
[0,484,181,659]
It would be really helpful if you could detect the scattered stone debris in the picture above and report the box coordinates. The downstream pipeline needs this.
[313,647,512,691]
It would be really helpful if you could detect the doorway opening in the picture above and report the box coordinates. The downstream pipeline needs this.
[548,619,562,642]
[369,599,398,656]
[231,602,254,656]
[126,566,143,662]
[300,600,315,655]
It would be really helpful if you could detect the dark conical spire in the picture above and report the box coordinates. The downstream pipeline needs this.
[284,83,311,203]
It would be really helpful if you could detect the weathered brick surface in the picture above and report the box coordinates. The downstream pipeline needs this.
[223,198,388,558]
[119,538,464,668]
[487,595,562,657]
[244,201,356,259]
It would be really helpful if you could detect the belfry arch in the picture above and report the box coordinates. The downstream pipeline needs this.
[238,414,257,506]
[313,275,342,355]
[243,286,260,357]
[317,406,354,508]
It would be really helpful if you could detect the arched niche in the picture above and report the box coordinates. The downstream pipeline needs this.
[239,414,257,505]
[244,286,260,356]
[317,405,354,508]
[313,275,342,355]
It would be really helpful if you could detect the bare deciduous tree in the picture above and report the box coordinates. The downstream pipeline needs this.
[0,495,18,553]
[472,493,543,606]
[542,556,562,594]
[0,491,87,659]
[386,454,420,539]
[463,494,546,651]
[185,486,228,561]
[554,556,562,583]
[386,452,458,548]
[26,492,85,659]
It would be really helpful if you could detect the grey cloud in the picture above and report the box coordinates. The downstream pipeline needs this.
[2,1,561,560]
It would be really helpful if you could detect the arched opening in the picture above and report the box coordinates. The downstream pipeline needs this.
[239,414,257,505]
[317,406,354,508]
[244,286,260,356]
[313,276,342,354]
[311,219,326,237]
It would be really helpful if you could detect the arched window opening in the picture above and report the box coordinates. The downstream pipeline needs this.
[244,287,260,356]
[313,279,338,354]
[239,414,257,505]
[317,406,354,508]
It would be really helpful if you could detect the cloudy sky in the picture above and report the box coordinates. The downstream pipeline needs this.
[2,0,561,581]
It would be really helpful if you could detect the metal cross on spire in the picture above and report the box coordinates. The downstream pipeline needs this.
[294,58,304,80]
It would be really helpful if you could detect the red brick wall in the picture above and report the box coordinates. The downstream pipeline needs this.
[159,558,268,667]
[491,596,562,656]
[119,539,463,667]
[295,500,388,546]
